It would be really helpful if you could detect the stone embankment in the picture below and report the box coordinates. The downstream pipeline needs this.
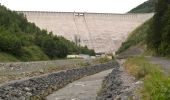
[97,59,142,100]
[0,61,118,100]
[96,63,122,100]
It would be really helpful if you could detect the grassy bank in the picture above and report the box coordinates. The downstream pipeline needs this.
[124,56,170,100]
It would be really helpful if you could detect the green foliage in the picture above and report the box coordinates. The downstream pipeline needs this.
[79,46,95,56]
[19,46,49,61]
[147,0,170,57]
[0,5,95,61]
[0,28,22,55]
[116,20,151,54]
[97,57,111,63]
[143,73,170,100]
[0,52,18,62]
[129,0,155,13]
[124,56,170,99]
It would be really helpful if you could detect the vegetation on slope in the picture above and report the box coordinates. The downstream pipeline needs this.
[0,5,95,61]
[147,0,170,57]
[118,0,170,99]
[128,0,155,13]
[124,56,170,99]
[116,20,151,54]
[118,0,170,58]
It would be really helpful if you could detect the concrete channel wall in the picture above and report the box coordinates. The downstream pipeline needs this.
[0,61,118,100]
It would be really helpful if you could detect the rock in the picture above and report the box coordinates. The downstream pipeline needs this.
[135,81,143,85]
[96,65,122,99]
[26,92,32,96]
[24,87,31,92]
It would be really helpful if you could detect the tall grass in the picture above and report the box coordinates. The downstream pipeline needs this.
[124,56,170,100]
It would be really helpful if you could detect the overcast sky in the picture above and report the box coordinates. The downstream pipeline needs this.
[0,0,147,13]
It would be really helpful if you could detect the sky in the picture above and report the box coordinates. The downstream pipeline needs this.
[0,0,148,13]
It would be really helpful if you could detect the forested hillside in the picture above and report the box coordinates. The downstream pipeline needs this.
[0,5,95,61]
[147,0,170,57]
[128,0,155,13]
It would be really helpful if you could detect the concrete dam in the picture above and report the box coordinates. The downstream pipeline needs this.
[20,11,154,53]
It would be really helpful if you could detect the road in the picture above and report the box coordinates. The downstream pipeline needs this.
[46,69,113,100]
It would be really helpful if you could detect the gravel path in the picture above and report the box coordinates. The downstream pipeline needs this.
[146,56,170,74]
[46,69,113,100]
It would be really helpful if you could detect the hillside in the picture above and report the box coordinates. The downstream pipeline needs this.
[118,0,170,58]
[118,1,170,98]
[0,5,95,62]
[116,19,151,55]
[147,0,170,57]
[128,0,155,13]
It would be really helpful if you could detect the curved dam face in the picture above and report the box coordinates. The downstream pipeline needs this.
[19,11,154,53]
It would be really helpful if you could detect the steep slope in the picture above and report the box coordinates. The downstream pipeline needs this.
[0,5,95,62]
[118,0,170,58]
[129,0,155,13]
[116,20,151,55]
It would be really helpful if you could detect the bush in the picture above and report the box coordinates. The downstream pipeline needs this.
[19,46,49,61]
[0,29,22,55]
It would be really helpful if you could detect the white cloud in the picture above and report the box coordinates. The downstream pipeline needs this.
[0,0,148,13]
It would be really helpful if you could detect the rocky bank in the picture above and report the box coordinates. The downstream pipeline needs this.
[0,61,118,100]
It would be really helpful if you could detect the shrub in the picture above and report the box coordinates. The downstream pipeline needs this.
[19,46,49,61]
[0,29,22,55]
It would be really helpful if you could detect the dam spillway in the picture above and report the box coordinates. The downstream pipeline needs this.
[19,11,154,53]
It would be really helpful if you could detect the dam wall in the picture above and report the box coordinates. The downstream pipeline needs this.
[19,11,154,53]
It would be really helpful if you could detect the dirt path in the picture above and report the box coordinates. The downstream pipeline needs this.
[146,56,170,74]
[46,69,113,100]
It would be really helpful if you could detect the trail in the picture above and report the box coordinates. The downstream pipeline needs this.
[146,56,170,74]
[46,69,113,100]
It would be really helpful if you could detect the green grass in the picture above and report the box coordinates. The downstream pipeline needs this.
[0,46,50,62]
[19,46,49,61]
[96,57,112,64]
[124,56,170,100]
[0,52,18,62]
[116,20,151,54]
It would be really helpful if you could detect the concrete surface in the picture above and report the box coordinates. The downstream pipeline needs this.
[46,69,113,100]
[19,11,154,53]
